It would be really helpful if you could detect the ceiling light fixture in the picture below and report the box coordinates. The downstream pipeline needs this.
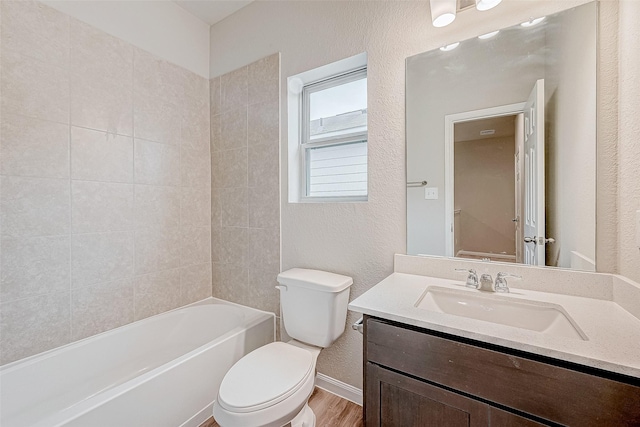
[521,16,546,27]
[475,0,502,12]
[439,42,460,52]
[478,30,500,40]
[430,0,457,28]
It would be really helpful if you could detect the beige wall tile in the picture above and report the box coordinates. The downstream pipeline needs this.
[134,227,181,275]
[211,225,222,264]
[220,226,248,264]
[70,20,133,136]
[211,114,222,152]
[134,185,180,229]
[0,292,71,365]
[249,227,280,266]
[180,226,211,267]
[249,186,280,229]
[221,66,248,112]
[248,262,280,314]
[71,181,134,234]
[180,263,212,304]
[134,268,181,320]
[211,187,222,227]
[0,176,70,237]
[218,262,248,305]
[1,235,70,302]
[0,1,69,67]
[221,187,248,227]
[248,142,278,189]
[210,77,221,117]
[0,114,69,178]
[219,148,248,189]
[1,51,69,123]
[182,72,210,151]
[181,146,211,188]
[248,53,279,105]
[71,231,134,287]
[71,127,133,183]
[71,278,134,340]
[134,139,181,186]
[181,186,211,227]
[133,49,182,144]
[248,101,278,146]
[220,107,247,150]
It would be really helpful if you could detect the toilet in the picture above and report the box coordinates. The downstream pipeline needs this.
[213,268,353,427]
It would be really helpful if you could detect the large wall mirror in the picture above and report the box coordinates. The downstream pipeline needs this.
[406,2,597,271]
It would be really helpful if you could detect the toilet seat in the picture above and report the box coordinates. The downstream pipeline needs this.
[214,342,317,427]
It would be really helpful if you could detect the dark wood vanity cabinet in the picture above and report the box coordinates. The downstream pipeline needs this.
[363,316,640,427]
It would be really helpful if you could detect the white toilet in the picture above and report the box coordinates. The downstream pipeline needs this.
[213,268,353,427]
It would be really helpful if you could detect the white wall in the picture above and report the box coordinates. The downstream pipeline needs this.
[209,0,599,389]
[544,3,597,269]
[618,0,640,283]
[42,0,210,77]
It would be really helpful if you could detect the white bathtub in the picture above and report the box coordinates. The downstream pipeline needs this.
[0,298,274,427]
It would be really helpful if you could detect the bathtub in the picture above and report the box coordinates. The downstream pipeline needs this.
[0,298,275,427]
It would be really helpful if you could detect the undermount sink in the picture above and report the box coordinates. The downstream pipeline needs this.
[415,286,588,340]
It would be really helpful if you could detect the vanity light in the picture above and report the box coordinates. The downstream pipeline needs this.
[478,30,500,40]
[439,42,460,52]
[430,0,457,28]
[521,16,546,27]
[475,0,502,12]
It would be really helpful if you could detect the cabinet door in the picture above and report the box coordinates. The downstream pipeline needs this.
[489,407,548,427]
[366,363,489,427]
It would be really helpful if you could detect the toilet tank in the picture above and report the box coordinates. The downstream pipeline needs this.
[277,269,353,348]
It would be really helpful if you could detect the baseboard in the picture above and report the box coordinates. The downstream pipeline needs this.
[315,373,363,406]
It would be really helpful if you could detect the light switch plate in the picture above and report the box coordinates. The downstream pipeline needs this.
[425,187,438,200]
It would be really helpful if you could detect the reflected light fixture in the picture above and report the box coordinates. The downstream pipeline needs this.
[521,16,546,27]
[475,0,502,12]
[430,0,457,28]
[439,42,460,52]
[478,30,500,39]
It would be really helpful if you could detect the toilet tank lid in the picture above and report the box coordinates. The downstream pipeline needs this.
[277,268,353,292]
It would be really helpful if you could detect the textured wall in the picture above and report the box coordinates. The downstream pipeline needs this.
[0,1,211,365]
[617,0,640,283]
[41,0,210,77]
[209,0,614,389]
[210,54,281,316]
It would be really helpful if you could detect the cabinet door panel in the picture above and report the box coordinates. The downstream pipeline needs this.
[489,407,548,427]
[367,363,489,427]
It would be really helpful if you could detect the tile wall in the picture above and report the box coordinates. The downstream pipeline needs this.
[210,54,280,315]
[0,1,211,364]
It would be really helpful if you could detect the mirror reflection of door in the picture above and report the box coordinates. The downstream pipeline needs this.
[453,115,518,263]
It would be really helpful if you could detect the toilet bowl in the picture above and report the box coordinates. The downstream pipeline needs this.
[213,268,353,427]
[213,341,320,427]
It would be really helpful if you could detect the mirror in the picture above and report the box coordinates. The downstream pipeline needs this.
[406,2,597,271]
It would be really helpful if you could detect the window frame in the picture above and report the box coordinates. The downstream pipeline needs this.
[299,67,368,202]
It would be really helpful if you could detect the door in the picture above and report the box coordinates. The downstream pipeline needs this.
[365,363,489,426]
[514,113,525,264]
[523,80,545,266]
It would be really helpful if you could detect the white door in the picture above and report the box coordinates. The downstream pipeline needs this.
[523,79,545,266]
[515,113,525,264]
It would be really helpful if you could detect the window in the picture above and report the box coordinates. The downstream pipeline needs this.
[287,54,368,203]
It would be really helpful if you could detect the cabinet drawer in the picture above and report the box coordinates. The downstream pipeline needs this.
[366,318,640,426]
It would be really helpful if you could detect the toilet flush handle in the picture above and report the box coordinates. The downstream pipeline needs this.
[275,284,288,291]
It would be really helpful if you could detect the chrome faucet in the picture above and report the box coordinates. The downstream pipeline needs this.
[479,274,494,292]
[494,272,521,293]
[455,268,479,289]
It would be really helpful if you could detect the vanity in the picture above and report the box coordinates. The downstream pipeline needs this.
[349,255,640,426]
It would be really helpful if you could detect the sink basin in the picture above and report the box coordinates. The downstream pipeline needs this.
[415,286,587,340]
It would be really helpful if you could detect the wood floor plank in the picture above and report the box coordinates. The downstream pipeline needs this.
[200,387,363,427]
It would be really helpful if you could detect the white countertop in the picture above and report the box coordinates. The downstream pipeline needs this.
[349,272,640,378]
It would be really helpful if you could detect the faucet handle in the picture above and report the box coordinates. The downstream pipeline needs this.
[455,268,479,289]
[494,272,522,293]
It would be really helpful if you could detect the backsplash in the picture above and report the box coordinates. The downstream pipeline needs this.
[0,1,211,365]
[210,54,281,315]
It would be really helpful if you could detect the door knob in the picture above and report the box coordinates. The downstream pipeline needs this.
[524,236,555,244]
